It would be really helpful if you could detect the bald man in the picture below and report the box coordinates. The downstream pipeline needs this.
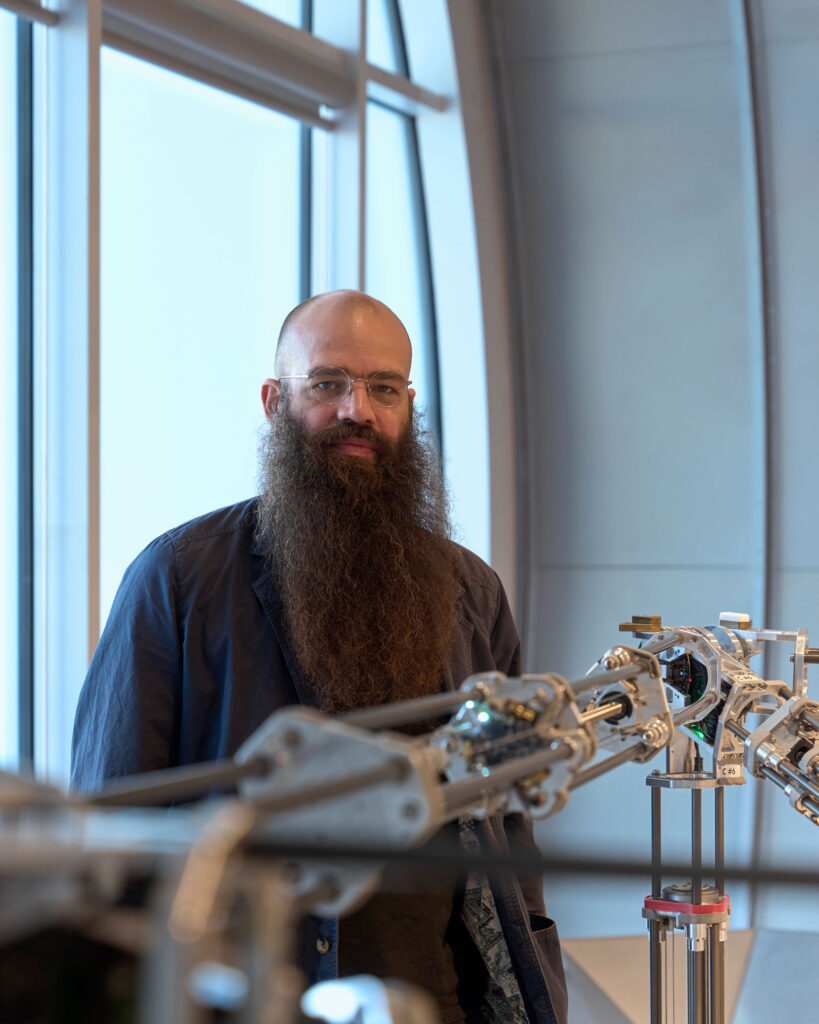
[72,292,568,1024]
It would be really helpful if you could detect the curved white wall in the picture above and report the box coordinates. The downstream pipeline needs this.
[486,0,819,937]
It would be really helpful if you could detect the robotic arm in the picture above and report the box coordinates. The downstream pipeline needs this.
[4,612,819,1024]
[616,613,819,824]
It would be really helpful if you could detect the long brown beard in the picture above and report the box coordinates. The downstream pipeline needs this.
[255,402,460,713]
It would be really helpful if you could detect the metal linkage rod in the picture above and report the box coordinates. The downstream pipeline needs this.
[569,665,655,697]
[85,757,410,815]
[442,743,572,817]
[249,760,409,816]
[579,698,630,726]
[801,709,819,733]
[769,758,819,804]
[569,742,648,791]
[347,667,649,731]
[758,765,819,818]
[726,721,819,805]
[342,689,480,730]
[83,756,270,807]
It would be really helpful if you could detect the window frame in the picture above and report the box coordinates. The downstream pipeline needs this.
[2,0,501,779]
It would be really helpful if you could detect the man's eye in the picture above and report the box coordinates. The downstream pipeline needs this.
[371,382,399,396]
[312,379,345,393]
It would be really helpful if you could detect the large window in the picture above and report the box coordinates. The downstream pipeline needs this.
[366,100,440,441]
[100,50,301,620]
[365,0,440,440]
[2,0,483,782]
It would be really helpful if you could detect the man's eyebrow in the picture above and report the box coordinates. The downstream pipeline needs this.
[304,365,408,378]
[371,369,407,379]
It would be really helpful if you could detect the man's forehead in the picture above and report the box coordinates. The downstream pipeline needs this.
[276,295,412,375]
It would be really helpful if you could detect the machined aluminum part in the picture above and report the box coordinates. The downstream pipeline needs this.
[235,707,447,916]
[630,617,819,815]
[632,623,787,781]
[580,646,671,763]
[709,654,786,785]
[431,672,594,820]
[744,696,819,825]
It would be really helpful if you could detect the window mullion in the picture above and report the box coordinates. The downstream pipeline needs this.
[16,15,34,768]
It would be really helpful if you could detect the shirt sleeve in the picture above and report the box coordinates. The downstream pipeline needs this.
[488,578,551,914]
[70,534,182,791]
[490,572,522,677]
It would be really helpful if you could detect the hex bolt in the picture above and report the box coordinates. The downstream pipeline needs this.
[283,729,302,749]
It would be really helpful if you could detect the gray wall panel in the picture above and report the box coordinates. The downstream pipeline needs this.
[487,0,819,943]
[764,39,819,568]
[529,568,762,680]
[759,0,819,41]
[506,49,757,574]
[494,0,732,61]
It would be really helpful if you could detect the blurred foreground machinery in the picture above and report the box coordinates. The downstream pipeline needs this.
[1,612,818,1023]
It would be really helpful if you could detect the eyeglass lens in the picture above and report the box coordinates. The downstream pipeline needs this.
[308,367,407,408]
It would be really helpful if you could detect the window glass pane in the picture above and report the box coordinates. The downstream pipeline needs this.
[365,102,438,439]
[0,13,19,767]
[367,0,403,74]
[101,50,301,625]
[241,0,302,28]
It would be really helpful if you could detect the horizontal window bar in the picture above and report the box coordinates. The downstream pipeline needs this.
[103,0,355,119]
[0,0,59,27]
[366,61,448,116]
[103,26,336,128]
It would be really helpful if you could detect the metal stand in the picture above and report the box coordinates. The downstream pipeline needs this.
[643,764,730,1024]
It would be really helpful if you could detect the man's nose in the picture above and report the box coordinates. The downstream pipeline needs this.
[336,380,375,423]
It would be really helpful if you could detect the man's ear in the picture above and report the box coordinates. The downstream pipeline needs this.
[261,378,282,421]
[408,387,416,407]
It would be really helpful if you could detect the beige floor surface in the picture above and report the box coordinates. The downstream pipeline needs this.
[562,929,756,1023]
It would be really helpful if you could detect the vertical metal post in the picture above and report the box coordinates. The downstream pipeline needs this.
[691,788,702,904]
[715,785,725,897]
[652,786,662,898]
[688,946,707,1024]
[711,785,726,1024]
[649,785,663,1024]
[709,925,725,1024]
[688,786,705,1023]
[649,920,663,1024]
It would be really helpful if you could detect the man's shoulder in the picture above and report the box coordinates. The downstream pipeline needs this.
[161,497,259,553]
[449,541,504,598]
[127,498,260,582]
[448,540,520,673]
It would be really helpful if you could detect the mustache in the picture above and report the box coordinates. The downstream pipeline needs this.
[307,422,397,457]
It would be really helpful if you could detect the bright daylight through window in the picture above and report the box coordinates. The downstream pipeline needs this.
[1,12,20,768]
[100,49,301,622]
[2,0,480,790]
